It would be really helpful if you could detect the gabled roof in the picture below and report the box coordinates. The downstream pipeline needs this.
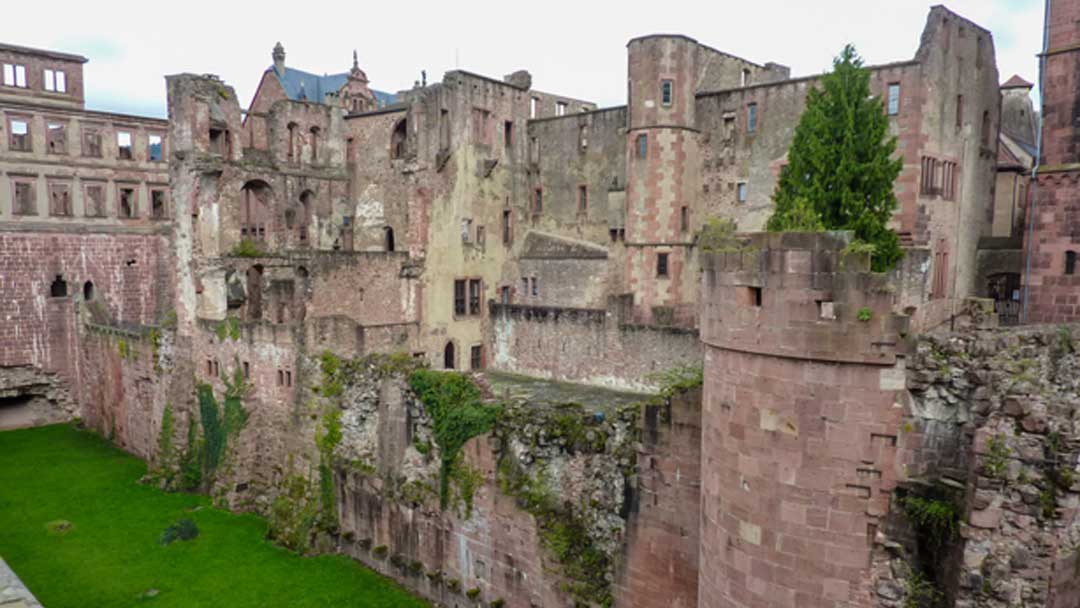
[270,66,397,107]
[1001,74,1034,89]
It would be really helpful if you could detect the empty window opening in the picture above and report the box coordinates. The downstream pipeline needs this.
[1067,251,1077,276]
[277,370,284,386]
[737,182,748,203]
[661,80,673,106]
[461,218,473,243]
[13,181,35,215]
[579,124,588,151]
[82,127,102,157]
[500,285,511,304]
[578,185,588,213]
[533,189,543,214]
[680,206,689,232]
[47,122,67,154]
[3,64,27,87]
[151,190,166,219]
[82,281,95,301]
[85,184,105,217]
[118,187,136,218]
[286,123,298,160]
[117,131,133,160]
[454,280,467,316]
[657,253,669,277]
[504,121,514,149]
[502,209,512,245]
[887,83,900,116]
[297,190,313,243]
[723,113,736,139]
[981,110,992,146]
[241,180,272,240]
[529,136,540,164]
[747,103,758,133]
[391,119,407,159]
[472,108,491,145]
[212,361,219,377]
[636,134,648,159]
[49,183,72,217]
[530,97,539,118]
[741,68,751,87]
[242,361,250,379]
[43,69,66,92]
[125,258,137,266]
[443,342,456,370]
[209,127,229,156]
[739,286,762,307]
[309,126,320,161]
[384,226,395,252]
[9,119,30,151]
[521,277,529,297]
[50,275,68,298]
[476,225,485,246]
[955,95,963,130]
[285,371,292,387]
[439,109,450,149]
[469,279,482,315]
[530,276,538,297]
[556,101,567,116]
[149,134,163,161]
[817,300,836,320]
[471,345,484,370]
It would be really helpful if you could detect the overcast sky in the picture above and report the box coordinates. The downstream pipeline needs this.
[5,0,1044,118]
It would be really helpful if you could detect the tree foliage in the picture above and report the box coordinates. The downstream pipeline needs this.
[767,44,904,271]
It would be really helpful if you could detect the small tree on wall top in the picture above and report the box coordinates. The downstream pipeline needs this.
[767,44,904,272]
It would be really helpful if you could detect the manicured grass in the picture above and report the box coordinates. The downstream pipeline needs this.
[0,424,429,608]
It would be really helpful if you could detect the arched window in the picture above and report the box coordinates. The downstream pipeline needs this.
[390,119,407,159]
[50,275,68,298]
[309,126,320,161]
[443,341,455,370]
[83,280,94,300]
[384,226,395,252]
[240,180,272,241]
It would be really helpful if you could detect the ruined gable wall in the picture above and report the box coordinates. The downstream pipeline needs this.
[240,71,287,151]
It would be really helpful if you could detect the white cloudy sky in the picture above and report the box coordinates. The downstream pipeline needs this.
[5,0,1044,118]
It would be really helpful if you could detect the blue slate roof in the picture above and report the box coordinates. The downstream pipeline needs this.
[272,66,396,107]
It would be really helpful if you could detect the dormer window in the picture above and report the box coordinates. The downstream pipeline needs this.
[2,64,27,88]
[43,69,66,93]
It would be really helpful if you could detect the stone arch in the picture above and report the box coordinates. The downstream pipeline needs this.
[240,180,273,241]
[390,118,407,159]
[443,341,456,370]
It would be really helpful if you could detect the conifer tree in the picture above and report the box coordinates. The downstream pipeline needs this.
[767,44,904,271]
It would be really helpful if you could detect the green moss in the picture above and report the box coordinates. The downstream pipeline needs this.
[117,338,130,360]
[231,238,264,258]
[904,570,943,608]
[148,328,162,372]
[449,461,484,519]
[268,473,319,554]
[983,434,1011,481]
[152,404,177,486]
[466,587,481,600]
[372,545,388,559]
[902,494,959,551]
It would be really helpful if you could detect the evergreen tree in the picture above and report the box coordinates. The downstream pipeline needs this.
[767,44,904,271]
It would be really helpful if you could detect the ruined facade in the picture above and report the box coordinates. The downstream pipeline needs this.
[2,3,1078,608]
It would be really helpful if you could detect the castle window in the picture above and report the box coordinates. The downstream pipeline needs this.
[309,126,320,161]
[680,206,689,232]
[444,342,456,370]
[578,185,588,213]
[286,123,298,160]
[657,253,669,277]
[454,280,467,316]
[502,209,512,245]
[661,80,673,106]
[118,186,136,218]
[531,277,539,297]
[530,97,539,119]
[391,119,407,159]
[741,68,750,87]
[636,134,648,159]
[501,286,511,304]
[43,69,66,93]
[955,95,963,130]
[739,286,762,307]
[83,281,94,301]
[13,180,35,215]
[504,121,514,148]
[472,108,491,145]
[887,83,900,116]
[556,101,567,116]
[579,124,588,151]
[47,122,67,154]
[148,134,163,161]
[737,182,748,203]
[533,189,543,214]
[8,118,30,152]
[521,277,529,297]
[469,279,482,315]
[470,345,484,370]
[476,225,485,246]
[48,182,72,217]
[209,127,229,156]
[84,183,105,217]
[1067,251,1077,276]
[49,275,68,298]
[151,189,167,219]
[82,126,102,157]
[747,103,758,133]
[3,64,26,88]
[384,226,395,252]
[117,131,133,160]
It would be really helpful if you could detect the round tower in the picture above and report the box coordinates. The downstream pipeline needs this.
[624,35,701,326]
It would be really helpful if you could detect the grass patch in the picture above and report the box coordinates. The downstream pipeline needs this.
[0,424,429,608]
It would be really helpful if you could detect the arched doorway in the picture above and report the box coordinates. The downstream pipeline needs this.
[443,341,455,370]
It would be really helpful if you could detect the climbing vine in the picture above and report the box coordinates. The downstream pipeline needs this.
[408,370,501,508]
[151,404,177,486]
[183,363,249,491]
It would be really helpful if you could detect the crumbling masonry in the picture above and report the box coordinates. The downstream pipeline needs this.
[0,4,1078,608]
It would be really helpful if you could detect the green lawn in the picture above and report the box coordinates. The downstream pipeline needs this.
[0,424,429,608]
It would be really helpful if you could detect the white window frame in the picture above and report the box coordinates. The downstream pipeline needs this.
[4,64,27,88]
[44,69,66,93]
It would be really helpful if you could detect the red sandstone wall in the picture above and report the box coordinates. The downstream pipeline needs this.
[616,388,702,608]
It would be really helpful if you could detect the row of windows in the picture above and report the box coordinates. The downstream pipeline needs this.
[204,358,294,388]
[442,341,484,371]
[5,178,167,219]
[5,115,164,160]
[3,63,68,93]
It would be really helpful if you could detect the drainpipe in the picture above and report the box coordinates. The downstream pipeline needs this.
[1022,0,1051,323]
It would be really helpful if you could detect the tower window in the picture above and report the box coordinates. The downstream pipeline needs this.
[887,83,900,116]
[636,134,648,159]
[661,80,673,106]
[747,103,758,133]
[657,253,669,277]
[1067,251,1077,276]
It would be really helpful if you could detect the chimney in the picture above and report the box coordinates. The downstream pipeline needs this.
[273,42,286,76]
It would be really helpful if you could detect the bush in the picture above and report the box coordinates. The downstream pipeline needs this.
[160,518,199,545]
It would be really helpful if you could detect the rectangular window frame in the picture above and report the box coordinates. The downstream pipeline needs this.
[3,64,27,88]
[737,182,748,203]
[82,124,103,158]
[11,177,37,216]
[661,80,673,106]
[148,133,164,162]
[46,120,67,155]
[43,69,67,93]
[454,279,467,316]
[887,83,901,116]
[117,184,138,219]
[578,185,588,214]
[84,182,107,218]
[150,187,168,220]
[636,133,648,159]
[47,180,73,217]
[657,252,670,278]
[8,116,31,152]
[468,279,482,316]
[116,130,134,160]
[747,103,758,133]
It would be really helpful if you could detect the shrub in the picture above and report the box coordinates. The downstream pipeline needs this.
[160,518,199,545]
[231,238,264,258]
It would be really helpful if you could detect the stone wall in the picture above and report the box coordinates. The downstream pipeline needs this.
[490,300,702,393]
